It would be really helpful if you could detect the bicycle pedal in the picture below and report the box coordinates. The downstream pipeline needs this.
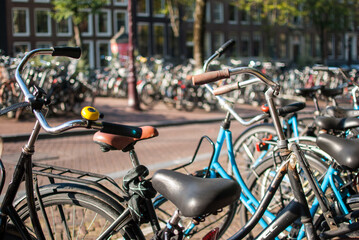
[256,142,269,151]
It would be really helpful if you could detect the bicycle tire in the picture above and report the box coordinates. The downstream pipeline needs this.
[15,183,144,240]
[152,170,239,239]
[232,123,277,175]
[240,154,328,239]
[139,82,157,108]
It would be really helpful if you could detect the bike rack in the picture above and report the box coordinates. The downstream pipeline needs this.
[32,162,127,201]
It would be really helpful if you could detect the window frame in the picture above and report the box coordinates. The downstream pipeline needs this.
[56,17,73,37]
[12,7,30,37]
[113,9,128,34]
[213,2,224,23]
[96,9,112,37]
[137,0,150,16]
[96,40,111,68]
[34,8,52,37]
[80,9,94,37]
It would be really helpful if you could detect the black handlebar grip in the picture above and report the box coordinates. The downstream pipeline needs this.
[213,82,239,95]
[101,122,142,138]
[52,47,81,59]
[192,69,230,85]
[217,39,235,57]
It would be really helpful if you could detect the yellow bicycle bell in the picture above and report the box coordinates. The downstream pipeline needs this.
[81,106,100,121]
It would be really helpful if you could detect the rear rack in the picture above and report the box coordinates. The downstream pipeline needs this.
[32,162,127,202]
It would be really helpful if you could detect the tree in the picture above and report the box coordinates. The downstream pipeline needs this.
[235,0,303,59]
[193,0,206,70]
[51,0,107,50]
[302,0,359,63]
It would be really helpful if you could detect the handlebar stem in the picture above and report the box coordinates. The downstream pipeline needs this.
[265,88,287,150]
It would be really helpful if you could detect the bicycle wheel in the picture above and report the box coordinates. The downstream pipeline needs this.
[232,123,277,175]
[15,183,144,240]
[152,170,239,239]
[240,154,328,239]
[139,82,157,108]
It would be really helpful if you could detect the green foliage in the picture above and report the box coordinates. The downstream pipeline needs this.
[234,0,304,26]
[302,0,358,32]
[51,0,108,24]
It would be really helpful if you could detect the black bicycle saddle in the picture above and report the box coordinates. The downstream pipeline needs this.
[317,133,359,170]
[315,116,359,131]
[321,87,343,99]
[325,106,359,118]
[152,169,241,217]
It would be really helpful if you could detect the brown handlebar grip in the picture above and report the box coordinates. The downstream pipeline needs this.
[213,82,239,95]
[192,69,230,85]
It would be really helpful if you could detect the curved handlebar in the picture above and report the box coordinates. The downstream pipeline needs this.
[193,67,279,92]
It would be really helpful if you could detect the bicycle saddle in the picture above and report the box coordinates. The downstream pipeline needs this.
[317,133,359,170]
[152,169,241,217]
[321,87,343,99]
[315,116,359,131]
[325,106,359,118]
[93,126,158,152]
[295,86,323,98]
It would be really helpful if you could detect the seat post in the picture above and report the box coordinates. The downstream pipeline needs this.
[129,149,140,167]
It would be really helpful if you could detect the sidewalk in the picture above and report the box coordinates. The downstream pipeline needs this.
[0,97,262,141]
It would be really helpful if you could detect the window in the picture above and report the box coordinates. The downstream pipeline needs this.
[213,2,224,23]
[56,18,72,36]
[228,32,239,57]
[240,33,250,57]
[79,10,93,36]
[206,3,211,23]
[213,32,224,51]
[114,10,127,34]
[228,3,238,24]
[154,24,165,56]
[97,41,110,68]
[327,34,334,59]
[240,9,249,24]
[305,34,312,57]
[114,0,127,6]
[279,33,287,58]
[34,0,50,2]
[153,0,166,16]
[336,35,343,58]
[13,42,31,56]
[12,8,30,36]
[204,32,211,58]
[83,41,95,69]
[137,0,149,16]
[35,9,51,36]
[252,32,261,57]
[315,35,321,58]
[186,30,193,58]
[12,0,28,2]
[96,9,111,36]
[137,23,150,56]
[252,6,261,25]
[183,2,195,21]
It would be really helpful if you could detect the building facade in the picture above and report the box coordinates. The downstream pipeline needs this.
[2,0,359,68]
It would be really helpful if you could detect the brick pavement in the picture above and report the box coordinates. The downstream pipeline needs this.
[0,96,260,137]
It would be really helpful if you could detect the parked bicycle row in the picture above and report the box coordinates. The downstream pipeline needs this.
[2,41,359,240]
[0,54,96,119]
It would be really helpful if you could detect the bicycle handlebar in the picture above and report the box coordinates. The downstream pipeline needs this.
[15,47,149,138]
[213,78,262,95]
[193,67,279,90]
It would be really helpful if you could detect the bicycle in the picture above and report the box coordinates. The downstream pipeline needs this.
[3,46,359,240]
